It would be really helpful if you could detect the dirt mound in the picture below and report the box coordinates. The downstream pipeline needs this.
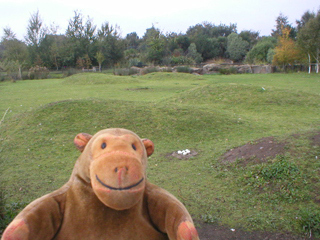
[222,137,286,165]
[167,150,198,160]
[197,222,305,240]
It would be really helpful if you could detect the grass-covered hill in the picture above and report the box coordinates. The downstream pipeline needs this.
[0,72,319,238]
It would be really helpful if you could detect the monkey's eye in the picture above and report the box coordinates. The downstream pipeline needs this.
[101,142,107,149]
[132,144,137,151]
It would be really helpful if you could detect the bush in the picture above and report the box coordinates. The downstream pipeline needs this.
[63,68,78,77]
[176,66,192,73]
[170,56,195,65]
[219,67,237,75]
[141,67,159,75]
[114,68,140,76]
[28,66,50,79]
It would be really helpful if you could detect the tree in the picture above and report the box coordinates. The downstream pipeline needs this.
[125,32,140,49]
[1,28,28,79]
[272,27,303,69]
[226,33,249,62]
[97,22,124,67]
[186,43,202,64]
[271,13,296,38]
[2,27,16,41]
[65,11,97,67]
[239,30,259,50]
[95,51,105,71]
[186,22,237,60]
[297,10,320,73]
[25,10,47,65]
[142,26,166,64]
[245,37,277,64]
[296,10,316,31]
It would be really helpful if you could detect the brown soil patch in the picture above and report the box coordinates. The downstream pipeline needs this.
[197,222,306,240]
[167,150,198,160]
[222,137,286,165]
[311,132,320,146]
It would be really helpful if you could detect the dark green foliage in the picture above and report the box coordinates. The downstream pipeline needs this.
[297,207,320,238]
[114,67,140,76]
[226,33,249,62]
[259,155,300,180]
[176,66,192,73]
[242,155,308,203]
[246,37,277,64]
[219,67,237,75]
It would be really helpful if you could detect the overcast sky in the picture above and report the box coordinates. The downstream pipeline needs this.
[0,0,319,40]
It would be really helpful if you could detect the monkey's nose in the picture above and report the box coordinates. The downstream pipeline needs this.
[114,166,129,173]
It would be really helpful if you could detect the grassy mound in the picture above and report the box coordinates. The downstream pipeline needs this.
[1,72,320,237]
[62,73,140,85]
[139,72,205,81]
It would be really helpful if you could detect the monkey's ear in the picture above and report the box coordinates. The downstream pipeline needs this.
[74,133,92,152]
[142,139,154,157]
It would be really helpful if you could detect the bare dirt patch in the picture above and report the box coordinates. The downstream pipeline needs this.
[311,132,320,147]
[222,137,286,165]
[197,222,306,240]
[167,150,199,160]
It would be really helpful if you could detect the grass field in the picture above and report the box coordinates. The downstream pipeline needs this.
[0,72,320,237]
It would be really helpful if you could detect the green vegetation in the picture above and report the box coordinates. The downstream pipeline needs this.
[0,72,320,237]
[1,8,319,81]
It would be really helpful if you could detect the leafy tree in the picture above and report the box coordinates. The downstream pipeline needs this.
[239,30,259,50]
[186,43,202,64]
[176,35,190,52]
[272,27,303,69]
[186,22,236,60]
[0,60,21,81]
[125,32,140,49]
[142,26,166,64]
[1,28,28,79]
[246,37,276,64]
[95,51,105,71]
[296,10,316,31]
[297,10,320,73]
[226,33,249,62]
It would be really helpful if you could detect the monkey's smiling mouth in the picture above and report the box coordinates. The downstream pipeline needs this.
[96,175,144,191]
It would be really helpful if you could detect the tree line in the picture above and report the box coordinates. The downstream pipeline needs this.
[0,8,319,80]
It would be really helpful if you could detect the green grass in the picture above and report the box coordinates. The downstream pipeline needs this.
[0,72,320,237]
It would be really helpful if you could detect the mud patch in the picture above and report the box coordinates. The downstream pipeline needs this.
[311,132,320,146]
[197,222,305,240]
[222,137,286,165]
[167,150,198,160]
[126,87,152,91]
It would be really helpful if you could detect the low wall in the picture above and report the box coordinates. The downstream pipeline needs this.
[202,64,273,74]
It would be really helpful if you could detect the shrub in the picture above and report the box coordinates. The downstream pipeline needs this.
[171,56,195,65]
[141,67,159,75]
[219,67,238,75]
[114,68,140,76]
[176,66,192,73]
[28,66,49,79]
[63,68,78,77]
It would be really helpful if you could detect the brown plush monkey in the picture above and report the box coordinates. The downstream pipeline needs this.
[2,128,199,240]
